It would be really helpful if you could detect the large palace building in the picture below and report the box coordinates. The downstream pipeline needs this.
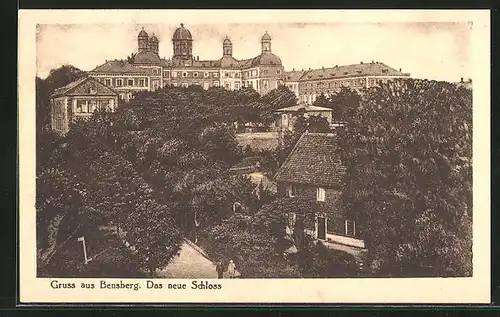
[89,24,285,101]
[284,62,411,105]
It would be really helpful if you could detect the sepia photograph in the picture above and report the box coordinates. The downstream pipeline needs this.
[19,9,490,303]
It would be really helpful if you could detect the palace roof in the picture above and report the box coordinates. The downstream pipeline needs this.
[284,70,307,82]
[89,60,155,75]
[173,23,192,40]
[251,52,282,67]
[274,132,345,188]
[297,62,410,82]
[133,51,161,64]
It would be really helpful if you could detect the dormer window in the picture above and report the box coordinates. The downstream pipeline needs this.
[88,88,96,94]
[382,69,388,73]
[287,184,297,197]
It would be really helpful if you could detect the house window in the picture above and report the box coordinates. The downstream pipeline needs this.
[345,220,356,237]
[235,82,240,90]
[88,100,98,112]
[172,71,177,78]
[76,100,88,113]
[119,93,125,100]
[127,92,133,100]
[287,212,297,233]
[138,79,145,87]
[181,83,188,88]
[316,187,326,202]
[127,79,133,86]
[263,69,268,74]
[224,72,229,78]
[235,72,240,78]
[164,71,170,78]
[105,78,111,86]
[213,81,219,87]
[116,79,123,87]
[88,87,96,94]
[225,83,230,90]
[153,69,158,75]
[193,72,199,77]
[277,69,281,75]
[262,80,269,89]
[213,73,219,78]
[287,184,296,197]
[182,72,188,78]
[172,83,178,87]
[204,72,209,78]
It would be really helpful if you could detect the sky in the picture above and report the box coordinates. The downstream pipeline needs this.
[36,22,472,82]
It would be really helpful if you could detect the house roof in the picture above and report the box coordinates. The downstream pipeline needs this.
[275,104,332,112]
[300,62,410,81]
[50,76,118,98]
[89,60,154,75]
[274,132,345,188]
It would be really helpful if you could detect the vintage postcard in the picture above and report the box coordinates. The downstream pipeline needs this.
[18,9,490,304]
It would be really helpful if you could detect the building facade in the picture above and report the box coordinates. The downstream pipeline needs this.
[274,132,363,248]
[283,62,411,105]
[89,24,285,102]
[50,77,118,135]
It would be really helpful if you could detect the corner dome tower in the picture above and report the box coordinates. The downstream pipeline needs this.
[223,36,232,56]
[261,31,272,53]
[148,33,159,55]
[138,28,149,53]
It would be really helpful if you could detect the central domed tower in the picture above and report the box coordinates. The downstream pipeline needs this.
[172,23,193,62]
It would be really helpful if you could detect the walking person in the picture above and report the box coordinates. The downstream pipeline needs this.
[227,260,236,278]
[216,261,224,279]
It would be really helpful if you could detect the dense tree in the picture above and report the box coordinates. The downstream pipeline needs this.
[337,79,472,276]
[36,65,87,168]
[199,213,302,278]
[313,88,361,123]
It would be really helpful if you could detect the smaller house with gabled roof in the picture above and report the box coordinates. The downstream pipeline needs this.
[274,132,364,249]
[50,76,119,135]
[275,104,333,133]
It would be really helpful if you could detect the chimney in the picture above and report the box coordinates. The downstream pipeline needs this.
[399,68,402,72]
[461,77,464,83]
[360,61,363,64]
[292,68,295,71]
[371,60,374,63]
[469,78,472,83]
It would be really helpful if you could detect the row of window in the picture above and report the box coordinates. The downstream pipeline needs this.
[287,184,326,202]
[299,78,393,90]
[75,99,114,113]
[170,71,219,79]
[287,212,356,237]
[99,77,148,88]
[168,81,244,90]
[301,79,366,90]
[242,69,283,78]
